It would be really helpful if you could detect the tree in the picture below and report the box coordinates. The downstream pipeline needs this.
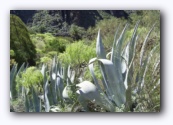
[10,14,36,67]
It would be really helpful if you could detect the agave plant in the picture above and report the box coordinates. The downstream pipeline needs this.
[76,22,160,112]
[40,56,77,112]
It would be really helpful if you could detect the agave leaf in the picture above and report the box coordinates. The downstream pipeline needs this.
[96,29,106,59]
[50,79,57,105]
[63,64,68,81]
[152,58,160,76]
[17,63,26,98]
[76,81,114,112]
[42,65,50,112]
[17,63,25,76]
[10,64,17,88]
[150,78,160,93]
[52,56,57,72]
[88,58,100,89]
[89,59,112,100]
[10,64,18,99]
[70,71,75,84]
[111,24,128,88]
[128,21,140,64]
[24,88,30,112]
[44,79,50,112]
[50,73,57,105]
[62,86,69,100]
[111,23,128,63]
[41,64,46,76]
[121,42,130,75]
[50,57,58,105]
[140,23,156,66]
[137,45,159,93]
[97,59,126,106]
[141,45,159,87]
[31,86,41,112]
[56,76,64,100]
[124,34,139,89]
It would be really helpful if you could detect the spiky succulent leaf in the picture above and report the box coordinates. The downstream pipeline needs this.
[111,23,128,65]
[98,59,126,106]
[44,79,50,112]
[24,88,30,112]
[96,29,106,59]
[76,81,114,112]
[140,23,156,66]
[10,64,18,99]
[31,86,41,112]
[56,76,64,101]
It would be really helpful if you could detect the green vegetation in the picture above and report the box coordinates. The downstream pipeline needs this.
[30,33,71,65]
[16,67,43,92]
[10,10,160,112]
[10,14,37,67]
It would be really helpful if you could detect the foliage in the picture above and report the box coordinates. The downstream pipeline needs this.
[69,24,86,40]
[10,14,37,67]
[30,10,65,33]
[77,22,160,112]
[30,33,71,64]
[58,41,96,67]
[10,10,160,112]
[58,41,96,80]
[16,67,43,92]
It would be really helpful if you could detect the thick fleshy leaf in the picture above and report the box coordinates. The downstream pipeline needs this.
[56,76,64,100]
[140,45,159,88]
[98,59,126,106]
[128,21,140,64]
[17,63,25,76]
[31,86,41,112]
[44,79,50,112]
[111,23,128,64]
[76,81,114,112]
[121,42,130,75]
[96,29,106,59]
[10,64,18,99]
[140,23,156,66]
[41,64,46,76]
[70,71,75,83]
[152,58,160,76]
[24,88,30,112]
[89,59,112,100]
[137,45,159,93]
[111,24,128,89]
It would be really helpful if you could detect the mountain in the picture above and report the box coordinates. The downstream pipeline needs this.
[10,10,129,34]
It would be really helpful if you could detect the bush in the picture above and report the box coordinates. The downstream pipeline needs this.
[30,33,70,65]
[58,41,96,79]
[69,24,86,40]
[10,14,37,67]
[58,41,96,67]
[16,67,43,93]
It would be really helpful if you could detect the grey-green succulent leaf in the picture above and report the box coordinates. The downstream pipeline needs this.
[97,59,126,106]
[76,81,114,112]
[10,64,18,99]
[140,23,156,66]
[44,79,50,112]
[96,29,106,59]
[31,86,41,112]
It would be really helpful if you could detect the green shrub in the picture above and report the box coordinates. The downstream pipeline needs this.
[10,14,37,66]
[16,67,43,93]
[30,33,70,64]
[69,24,86,40]
[58,41,96,67]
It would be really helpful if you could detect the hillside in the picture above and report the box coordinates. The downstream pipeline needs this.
[10,10,129,33]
